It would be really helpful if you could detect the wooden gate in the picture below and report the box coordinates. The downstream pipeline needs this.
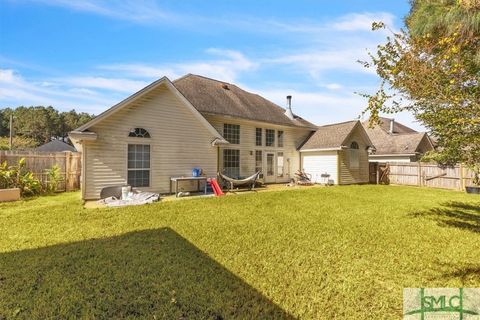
[369,162,378,184]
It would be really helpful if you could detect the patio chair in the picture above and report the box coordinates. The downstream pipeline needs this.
[294,170,314,186]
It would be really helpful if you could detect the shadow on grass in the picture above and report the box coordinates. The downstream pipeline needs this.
[410,201,480,233]
[433,262,480,285]
[442,264,480,282]
[0,228,294,319]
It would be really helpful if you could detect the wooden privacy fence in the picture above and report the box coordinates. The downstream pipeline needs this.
[377,162,475,191]
[0,151,81,192]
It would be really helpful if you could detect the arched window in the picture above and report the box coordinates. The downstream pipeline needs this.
[350,141,359,169]
[128,128,150,138]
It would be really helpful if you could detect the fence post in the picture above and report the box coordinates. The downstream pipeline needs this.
[459,163,464,191]
[65,152,71,192]
[417,162,422,187]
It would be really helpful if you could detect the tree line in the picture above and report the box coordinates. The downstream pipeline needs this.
[0,106,95,149]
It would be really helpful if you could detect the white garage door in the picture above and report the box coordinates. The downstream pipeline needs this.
[302,153,338,184]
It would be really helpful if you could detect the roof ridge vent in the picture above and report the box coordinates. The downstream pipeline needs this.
[222,84,230,90]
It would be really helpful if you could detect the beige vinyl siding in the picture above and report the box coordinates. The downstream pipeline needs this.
[337,126,370,184]
[83,84,218,199]
[204,115,313,183]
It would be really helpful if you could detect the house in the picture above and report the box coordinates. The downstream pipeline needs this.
[300,121,374,184]
[35,139,77,152]
[363,117,434,163]
[70,74,373,200]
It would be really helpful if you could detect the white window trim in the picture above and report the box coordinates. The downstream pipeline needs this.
[126,143,152,187]
[349,142,360,169]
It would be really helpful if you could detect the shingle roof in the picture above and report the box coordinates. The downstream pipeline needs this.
[35,140,77,152]
[376,117,418,134]
[362,120,428,155]
[300,120,361,150]
[174,74,316,128]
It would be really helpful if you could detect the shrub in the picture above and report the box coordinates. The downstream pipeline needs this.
[45,165,64,193]
[0,158,42,196]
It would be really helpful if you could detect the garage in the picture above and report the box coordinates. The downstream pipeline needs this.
[301,151,338,184]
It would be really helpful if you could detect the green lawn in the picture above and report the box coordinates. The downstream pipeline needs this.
[0,185,479,319]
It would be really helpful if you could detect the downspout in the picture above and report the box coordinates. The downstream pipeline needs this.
[336,150,341,185]
[216,145,220,176]
[81,143,86,200]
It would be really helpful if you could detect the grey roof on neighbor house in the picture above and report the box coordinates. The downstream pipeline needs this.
[362,119,430,155]
[375,116,418,134]
[35,140,77,152]
[174,74,317,129]
[299,120,366,150]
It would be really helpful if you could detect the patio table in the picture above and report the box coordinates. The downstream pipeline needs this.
[169,176,208,197]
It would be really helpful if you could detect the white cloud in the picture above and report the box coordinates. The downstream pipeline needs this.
[97,64,177,79]
[246,86,425,131]
[15,1,397,37]
[256,88,366,126]
[99,48,257,83]
[264,48,376,79]
[0,68,115,113]
[0,69,16,83]
[332,12,395,31]
[24,0,178,24]
[325,83,342,90]
[0,48,257,114]
[61,76,148,93]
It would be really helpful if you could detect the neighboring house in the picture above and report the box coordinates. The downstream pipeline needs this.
[35,140,77,152]
[300,121,373,184]
[70,74,372,199]
[362,117,435,162]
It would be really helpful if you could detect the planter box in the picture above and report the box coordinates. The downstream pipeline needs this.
[466,186,480,195]
[0,188,21,202]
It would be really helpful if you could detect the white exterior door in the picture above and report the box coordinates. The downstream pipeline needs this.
[264,152,276,183]
[302,152,338,184]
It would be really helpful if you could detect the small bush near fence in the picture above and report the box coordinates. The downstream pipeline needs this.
[0,159,42,196]
[0,159,66,196]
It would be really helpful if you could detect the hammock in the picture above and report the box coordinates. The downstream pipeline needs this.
[218,171,261,191]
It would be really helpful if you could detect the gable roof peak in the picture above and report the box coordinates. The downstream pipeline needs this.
[300,120,372,151]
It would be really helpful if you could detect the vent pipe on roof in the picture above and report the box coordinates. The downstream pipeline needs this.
[285,95,294,120]
[389,118,395,134]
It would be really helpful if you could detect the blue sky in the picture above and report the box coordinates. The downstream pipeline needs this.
[0,0,421,128]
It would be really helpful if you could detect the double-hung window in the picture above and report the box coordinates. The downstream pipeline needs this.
[277,130,284,147]
[127,144,150,187]
[255,128,262,146]
[224,124,240,144]
[266,129,275,147]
